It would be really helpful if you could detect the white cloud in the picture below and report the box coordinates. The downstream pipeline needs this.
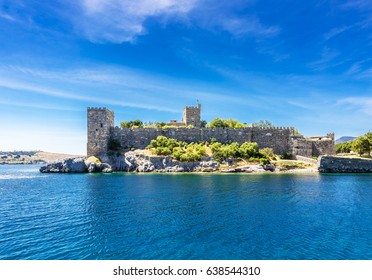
[218,16,279,37]
[308,47,341,71]
[324,26,351,41]
[76,0,198,43]
[70,0,280,43]
[0,76,179,113]
[337,97,372,116]
[0,11,16,22]
[0,64,264,113]
[341,0,372,10]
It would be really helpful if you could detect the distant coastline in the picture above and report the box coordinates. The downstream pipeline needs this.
[0,151,82,165]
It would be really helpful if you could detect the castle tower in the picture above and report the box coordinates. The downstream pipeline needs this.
[87,107,114,157]
[182,104,201,127]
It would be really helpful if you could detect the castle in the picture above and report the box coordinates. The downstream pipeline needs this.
[87,105,336,158]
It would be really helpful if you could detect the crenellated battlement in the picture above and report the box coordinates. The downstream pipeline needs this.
[87,107,110,111]
[251,126,294,130]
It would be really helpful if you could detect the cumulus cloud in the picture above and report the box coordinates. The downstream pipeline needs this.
[70,0,279,43]
[76,0,198,43]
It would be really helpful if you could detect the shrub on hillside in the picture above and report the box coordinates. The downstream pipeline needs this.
[147,136,205,161]
[210,141,268,163]
[259,147,277,160]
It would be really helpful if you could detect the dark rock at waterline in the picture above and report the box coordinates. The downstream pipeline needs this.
[40,158,112,173]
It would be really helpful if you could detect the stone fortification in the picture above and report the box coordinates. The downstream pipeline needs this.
[182,104,201,127]
[318,156,372,173]
[87,106,335,158]
[87,107,114,156]
[291,134,335,158]
[111,126,293,155]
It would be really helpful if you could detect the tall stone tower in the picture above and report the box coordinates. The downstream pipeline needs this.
[87,107,114,157]
[182,104,201,127]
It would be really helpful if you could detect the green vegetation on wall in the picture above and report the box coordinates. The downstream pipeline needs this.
[251,120,274,128]
[120,120,143,128]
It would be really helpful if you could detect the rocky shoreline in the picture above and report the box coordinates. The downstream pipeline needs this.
[39,151,315,174]
[38,153,372,174]
[40,157,113,173]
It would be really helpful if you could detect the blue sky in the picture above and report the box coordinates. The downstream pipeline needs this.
[0,0,371,154]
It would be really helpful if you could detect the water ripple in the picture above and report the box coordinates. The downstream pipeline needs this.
[0,166,371,259]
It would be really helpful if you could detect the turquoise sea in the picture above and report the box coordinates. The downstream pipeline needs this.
[0,165,371,260]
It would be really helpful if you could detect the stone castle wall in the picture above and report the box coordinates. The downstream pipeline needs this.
[291,137,335,158]
[312,139,336,156]
[292,137,313,157]
[111,126,293,155]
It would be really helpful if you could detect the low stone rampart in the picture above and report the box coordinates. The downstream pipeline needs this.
[318,156,372,173]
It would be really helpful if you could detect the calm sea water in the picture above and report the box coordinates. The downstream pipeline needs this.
[0,165,371,260]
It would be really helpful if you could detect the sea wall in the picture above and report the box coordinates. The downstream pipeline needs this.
[318,156,372,173]
[111,127,293,155]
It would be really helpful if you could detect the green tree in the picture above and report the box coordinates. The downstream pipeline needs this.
[352,136,371,156]
[207,118,229,128]
[120,120,143,128]
[251,120,274,128]
[293,128,301,136]
[259,147,276,159]
[120,121,130,128]
[239,142,259,159]
[132,120,143,127]
[207,118,247,128]
[225,119,247,128]
[147,136,205,161]
[155,122,166,128]
[336,142,352,154]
